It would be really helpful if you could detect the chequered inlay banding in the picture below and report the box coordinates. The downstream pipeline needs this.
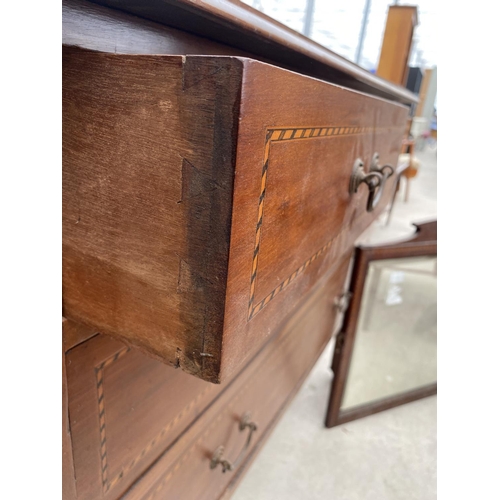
[247,125,392,321]
[96,347,131,492]
[96,348,214,493]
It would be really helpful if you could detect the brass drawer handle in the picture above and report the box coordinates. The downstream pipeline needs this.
[349,155,394,212]
[370,152,394,179]
[333,292,352,313]
[210,412,258,473]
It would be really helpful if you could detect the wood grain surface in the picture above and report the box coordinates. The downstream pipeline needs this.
[66,335,221,499]
[377,6,418,86]
[63,46,242,382]
[63,46,408,383]
[63,0,250,57]
[85,0,417,104]
[221,59,408,379]
[63,6,418,499]
[123,258,350,500]
[65,257,350,499]
[63,316,98,352]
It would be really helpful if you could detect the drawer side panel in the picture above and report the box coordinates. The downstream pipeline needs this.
[63,47,243,382]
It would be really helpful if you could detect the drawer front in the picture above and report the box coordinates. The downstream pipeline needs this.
[66,256,351,500]
[63,47,406,383]
[221,59,408,379]
[123,256,351,500]
[66,334,225,500]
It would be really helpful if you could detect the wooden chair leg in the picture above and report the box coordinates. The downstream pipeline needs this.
[325,374,338,428]
[404,177,410,202]
[385,175,401,226]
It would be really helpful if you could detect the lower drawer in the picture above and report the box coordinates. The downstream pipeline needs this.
[123,257,351,500]
[66,335,225,499]
[66,256,350,499]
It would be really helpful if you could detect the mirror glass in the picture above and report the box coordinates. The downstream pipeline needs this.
[341,255,437,410]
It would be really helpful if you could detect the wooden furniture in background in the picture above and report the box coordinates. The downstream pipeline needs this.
[62,0,417,497]
[385,153,411,226]
[401,137,419,202]
[402,156,420,203]
[414,67,437,131]
[377,5,419,86]
[385,130,418,225]
[415,68,432,117]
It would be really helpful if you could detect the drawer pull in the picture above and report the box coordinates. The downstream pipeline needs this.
[334,292,352,313]
[370,152,394,179]
[210,412,258,473]
[349,156,393,212]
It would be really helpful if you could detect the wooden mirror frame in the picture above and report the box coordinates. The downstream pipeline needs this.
[325,220,437,428]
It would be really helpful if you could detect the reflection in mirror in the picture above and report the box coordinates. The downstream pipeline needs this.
[341,256,437,410]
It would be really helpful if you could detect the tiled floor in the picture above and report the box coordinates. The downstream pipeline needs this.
[232,146,437,500]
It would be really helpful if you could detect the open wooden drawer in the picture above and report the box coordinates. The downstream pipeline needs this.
[63,46,408,383]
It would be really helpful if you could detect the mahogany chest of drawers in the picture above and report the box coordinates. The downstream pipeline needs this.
[62,1,416,498]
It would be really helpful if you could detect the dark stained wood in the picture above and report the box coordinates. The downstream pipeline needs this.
[63,47,408,383]
[84,0,417,105]
[63,0,250,57]
[66,257,351,499]
[325,221,437,428]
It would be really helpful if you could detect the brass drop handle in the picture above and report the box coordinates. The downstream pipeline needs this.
[333,292,352,313]
[349,154,394,212]
[210,412,258,473]
[370,152,394,179]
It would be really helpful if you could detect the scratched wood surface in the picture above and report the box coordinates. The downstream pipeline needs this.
[63,46,408,383]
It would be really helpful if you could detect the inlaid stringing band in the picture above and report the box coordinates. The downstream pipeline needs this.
[247,125,393,321]
[95,348,215,493]
[96,347,131,491]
